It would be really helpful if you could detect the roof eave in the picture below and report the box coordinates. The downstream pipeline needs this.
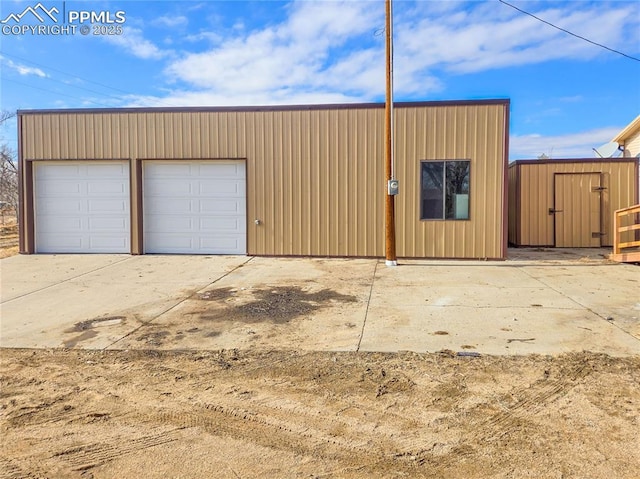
[16,98,511,116]
[613,114,640,143]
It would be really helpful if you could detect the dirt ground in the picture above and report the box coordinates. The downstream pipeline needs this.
[1,348,639,478]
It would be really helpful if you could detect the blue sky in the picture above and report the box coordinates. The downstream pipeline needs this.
[1,0,639,160]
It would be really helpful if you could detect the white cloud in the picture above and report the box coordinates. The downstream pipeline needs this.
[123,88,363,108]
[184,31,223,44]
[153,15,188,28]
[104,27,168,60]
[510,127,623,159]
[145,0,637,107]
[392,2,637,92]
[320,48,384,94]
[2,57,47,77]
[162,1,383,103]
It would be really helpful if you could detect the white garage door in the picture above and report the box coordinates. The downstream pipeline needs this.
[34,162,130,253]
[144,161,246,254]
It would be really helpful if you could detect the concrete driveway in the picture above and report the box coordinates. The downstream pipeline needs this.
[1,250,639,356]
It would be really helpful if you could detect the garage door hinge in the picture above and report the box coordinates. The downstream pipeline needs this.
[592,186,607,192]
[592,232,605,238]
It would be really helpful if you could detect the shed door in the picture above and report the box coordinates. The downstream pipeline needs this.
[554,173,602,247]
[143,160,246,254]
[34,161,131,253]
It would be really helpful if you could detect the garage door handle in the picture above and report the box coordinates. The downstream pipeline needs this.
[548,208,563,215]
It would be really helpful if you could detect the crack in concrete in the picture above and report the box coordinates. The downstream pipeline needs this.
[357,260,379,352]
[1,256,133,304]
[517,266,640,345]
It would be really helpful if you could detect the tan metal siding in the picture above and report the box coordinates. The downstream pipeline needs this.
[21,111,249,160]
[245,108,385,256]
[20,102,508,258]
[518,163,552,246]
[508,163,518,244]
[514,160,637,247]
[554,174,602,247]
[395,104,507,258]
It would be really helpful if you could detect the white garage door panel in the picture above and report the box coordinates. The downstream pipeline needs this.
[144,161,246,254]
[87,182,127,194]
[39,200,83,215]
[38,163,127,178]
[200,237,243,250]
[37,164,82,179]
[41,182,82,195]
[147,236,194,250]
[88,217,128,230]
[89,164,126,175]
[199,180,243,195]
[145,179,192,196]
[145,215,193,231]
[43,236,84,250]
[145,216,243,233]
[200,217,243,231]
[145,199,193,215]
[200,199,244,214]
[38,217,83,232]
[145,235,242,253]
[35,162,130,253]
[146,163,192,177]
[90,236,129,249]
[88,199,128,213]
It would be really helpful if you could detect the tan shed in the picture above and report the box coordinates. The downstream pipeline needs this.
[508,158,639,247]
[18,100,510,259]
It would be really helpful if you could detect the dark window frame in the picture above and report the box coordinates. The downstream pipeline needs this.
[420,159,471,221]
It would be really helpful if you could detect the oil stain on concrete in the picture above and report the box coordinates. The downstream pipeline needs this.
[63,316,126,348]
[197,286,357,324]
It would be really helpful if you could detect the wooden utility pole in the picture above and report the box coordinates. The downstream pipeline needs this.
[384,0,397,266]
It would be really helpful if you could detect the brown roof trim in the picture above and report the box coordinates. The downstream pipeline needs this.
[511,158,636,165]
[17,98,510,116]
[501,102,510,259]
[17,113,25,253]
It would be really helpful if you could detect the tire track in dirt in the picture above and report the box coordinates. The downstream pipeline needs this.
[5,392,79,427]
[114,354,432,465]
[132,399,375,461]
[3,388,129,429]
[52,429,183,472]
[0,457,41,479]
[407,361,594,470]
[109,385,437,474]
[225,356,430,457]
[473,361,590,442]
[0,455,65,479]
[5,350,635,478]
[3,362,411,474]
